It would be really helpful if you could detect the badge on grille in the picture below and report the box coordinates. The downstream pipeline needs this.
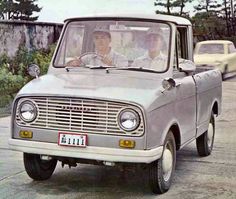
[60,105,92,112]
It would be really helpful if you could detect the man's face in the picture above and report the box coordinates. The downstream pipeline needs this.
[93,32,111,52]
[146,34,162,52]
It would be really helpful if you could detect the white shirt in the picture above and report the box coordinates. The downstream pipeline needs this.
[82,49,128,67]
[132,52,167,71]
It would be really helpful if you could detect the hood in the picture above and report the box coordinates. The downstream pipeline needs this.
[18,70,165,108]
[194,54,227,65]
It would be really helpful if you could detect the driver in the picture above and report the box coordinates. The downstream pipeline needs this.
[67,26,128,67]
[132,27,167,71]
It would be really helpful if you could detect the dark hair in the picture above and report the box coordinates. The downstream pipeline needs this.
[93,31,111,39]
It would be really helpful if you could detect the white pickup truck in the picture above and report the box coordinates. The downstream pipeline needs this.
[9,14,222,194]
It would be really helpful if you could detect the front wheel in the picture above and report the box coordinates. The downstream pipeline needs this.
[196,113,215,156]
[149,131,176,194]
[24,153,57,180]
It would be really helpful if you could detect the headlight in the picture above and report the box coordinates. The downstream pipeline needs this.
[118,109,140,132]
[19,100,37,122]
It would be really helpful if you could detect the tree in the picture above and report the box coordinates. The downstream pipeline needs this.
[0,0,41,21]
[12,0,41,21]
[192,0,231,39]
[154,0,193,16]
[194,0,222,15]
[0,0,15,20]
[220,0,231,36]
[219,0,236,36]
[192,12,226,40]
[194,0,235,36]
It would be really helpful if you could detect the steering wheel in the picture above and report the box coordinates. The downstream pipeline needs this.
[66,52,104,67]
[79,52,103,60]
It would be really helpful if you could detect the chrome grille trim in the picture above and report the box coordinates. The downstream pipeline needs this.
[15,97,144,136]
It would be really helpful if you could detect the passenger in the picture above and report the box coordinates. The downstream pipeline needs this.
[67,26,128,67]
[132,27,167,71]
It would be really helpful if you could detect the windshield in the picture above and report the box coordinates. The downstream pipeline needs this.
[54,20,171,72]
[197,44,224,54]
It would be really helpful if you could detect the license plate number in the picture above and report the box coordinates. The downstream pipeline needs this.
[58,133,87,147]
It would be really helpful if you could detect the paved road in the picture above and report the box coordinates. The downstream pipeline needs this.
[1,79,236,199]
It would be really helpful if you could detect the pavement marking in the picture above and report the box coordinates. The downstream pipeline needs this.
[0,126,9,128]
[0,170,25,182]
[0,147,10,150]
[177,159,236,166]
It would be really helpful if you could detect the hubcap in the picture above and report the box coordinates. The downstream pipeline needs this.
[207,123,214,148]
[162,146,173,181]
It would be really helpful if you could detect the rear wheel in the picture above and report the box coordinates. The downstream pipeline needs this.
[149,131,176,194]
[196,113,215,156]
[24,153,57,180]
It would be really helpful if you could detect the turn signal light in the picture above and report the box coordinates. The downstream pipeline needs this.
[19,130,33,138]
[119,139,135,148]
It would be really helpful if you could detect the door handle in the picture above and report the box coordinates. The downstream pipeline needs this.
[195,75,201,79]
[176,82,181,87]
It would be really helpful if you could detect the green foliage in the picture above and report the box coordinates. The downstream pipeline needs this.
[194,0,221,13]
[0,0,41,21]
[4,45,55,77]
[192,12,226,40]
[0,44,55,104]
[0,66,25,95]
[153,0,236,40]
[154,0,193,16]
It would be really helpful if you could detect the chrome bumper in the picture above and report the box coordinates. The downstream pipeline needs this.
[9,139,163,163]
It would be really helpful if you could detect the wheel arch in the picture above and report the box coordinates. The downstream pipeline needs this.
[212,100,219,116]
[169,124,181,151]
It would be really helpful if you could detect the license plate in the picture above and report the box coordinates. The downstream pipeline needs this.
[58,132,87,147]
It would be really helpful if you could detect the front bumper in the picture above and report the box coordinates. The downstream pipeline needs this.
[8,139,163,163]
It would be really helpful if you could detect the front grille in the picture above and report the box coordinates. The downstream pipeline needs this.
[15,97,144,136]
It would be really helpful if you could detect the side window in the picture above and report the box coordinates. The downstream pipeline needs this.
[228,43,236,53]
[177,27,188,59]
[173,32,180,69]
[55,25,84,66]
[174,27,189,70]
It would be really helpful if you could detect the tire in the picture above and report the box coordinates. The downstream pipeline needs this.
[24,153,57,180]
[149,131,176,194]
[196,113,215,157]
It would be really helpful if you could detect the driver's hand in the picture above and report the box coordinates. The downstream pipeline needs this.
[66,58,82,67]
[101,55,113,66]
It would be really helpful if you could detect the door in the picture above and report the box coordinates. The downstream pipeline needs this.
[173,26,197,145]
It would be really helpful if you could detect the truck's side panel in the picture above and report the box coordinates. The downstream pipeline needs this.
[193,69,222,137]
[174,76,196,145]
[146,76,196,148]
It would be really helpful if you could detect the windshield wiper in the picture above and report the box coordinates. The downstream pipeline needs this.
[65,65,90,72]
[65,65,116,72]
[109,67,160,73]
[65,65,159,73]
[88,65,116,69]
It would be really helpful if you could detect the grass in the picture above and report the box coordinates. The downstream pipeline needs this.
[0,95,13,118]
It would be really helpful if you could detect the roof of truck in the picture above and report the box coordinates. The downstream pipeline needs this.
[64,13,192,26]
[197,40,233,45]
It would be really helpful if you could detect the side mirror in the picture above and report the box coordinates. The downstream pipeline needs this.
[179,59,196,73]
[28,64,40,78]
[162,77,181,92]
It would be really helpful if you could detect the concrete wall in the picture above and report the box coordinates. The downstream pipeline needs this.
[0,20,63,57]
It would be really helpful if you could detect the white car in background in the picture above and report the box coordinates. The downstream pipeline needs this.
[194,40,236,79]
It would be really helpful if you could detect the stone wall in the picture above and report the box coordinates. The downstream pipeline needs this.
[0,20,63,57]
